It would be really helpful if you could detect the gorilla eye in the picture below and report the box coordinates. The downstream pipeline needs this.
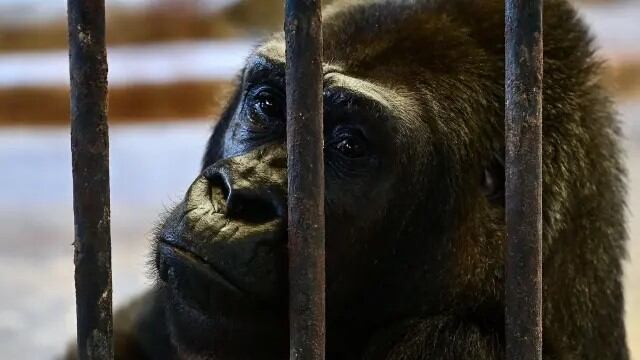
[250,88,284,122]
[333,132,368,158]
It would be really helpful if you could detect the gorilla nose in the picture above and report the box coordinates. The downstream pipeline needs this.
[203,163,285,224]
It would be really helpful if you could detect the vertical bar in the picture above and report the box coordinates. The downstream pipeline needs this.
[284,1,325,359]
[67,0,113,359]
[505,0,543,359]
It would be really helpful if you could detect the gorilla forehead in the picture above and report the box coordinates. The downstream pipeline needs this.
[244,47,423,130]
[247,0,501,145]
[253,3,486,77]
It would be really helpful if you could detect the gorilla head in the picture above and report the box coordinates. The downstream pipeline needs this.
[150,0,628,359]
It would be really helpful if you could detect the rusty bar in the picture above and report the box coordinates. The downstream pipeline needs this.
[505,0,543,359]
[284,0,325,359]
[67,0,113,358]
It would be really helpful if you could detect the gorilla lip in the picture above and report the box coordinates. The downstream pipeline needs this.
[158,239,287,321]
[157,241,245,297]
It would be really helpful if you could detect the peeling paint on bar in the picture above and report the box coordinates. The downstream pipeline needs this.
[67,0,113,359]
[505,0,544,359]
[284,1,326,359]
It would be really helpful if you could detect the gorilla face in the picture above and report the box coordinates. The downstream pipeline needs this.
[153,43,451,357]
[151,2,513,357]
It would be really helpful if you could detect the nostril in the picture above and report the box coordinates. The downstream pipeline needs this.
[203,165,283,223]
[267,156,287,169]
[206,172,230,202]
[227,193,279,224]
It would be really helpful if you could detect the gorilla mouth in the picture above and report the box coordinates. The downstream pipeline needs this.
[157,242,247,313]
[153,172,289,317]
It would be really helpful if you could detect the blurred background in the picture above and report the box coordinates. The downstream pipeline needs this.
[0,0,638,358]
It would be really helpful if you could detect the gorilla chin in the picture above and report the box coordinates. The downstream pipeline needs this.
[157,242,288,360]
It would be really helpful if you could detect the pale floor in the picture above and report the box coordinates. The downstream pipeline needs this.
[1,103,639,359]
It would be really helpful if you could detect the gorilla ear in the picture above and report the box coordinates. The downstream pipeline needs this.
[201,85,243,170]
[481,152,505,205]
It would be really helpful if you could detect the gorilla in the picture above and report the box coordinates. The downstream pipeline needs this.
[68,0,629,358]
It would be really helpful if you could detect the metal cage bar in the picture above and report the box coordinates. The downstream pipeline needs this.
[284,0,326,359]
[67,0,113,358]
[505,0,544,359]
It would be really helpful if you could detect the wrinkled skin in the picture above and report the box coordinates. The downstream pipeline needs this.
[66,0,628,359]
